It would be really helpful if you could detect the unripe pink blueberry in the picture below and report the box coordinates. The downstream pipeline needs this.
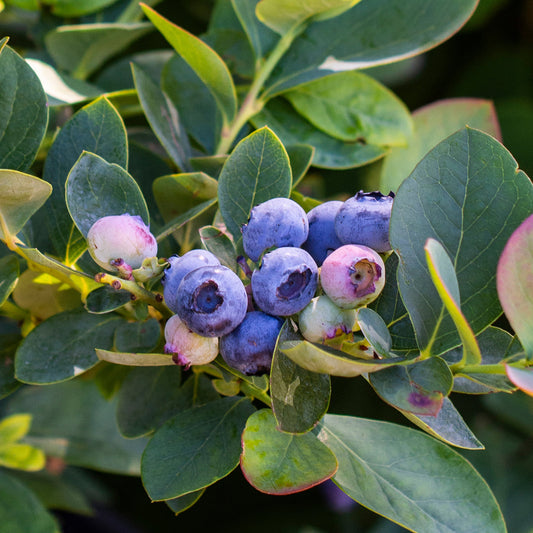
[87,214,157,271]
[298,295,358,343]
[164,314,219,369]
[320,244,385,309]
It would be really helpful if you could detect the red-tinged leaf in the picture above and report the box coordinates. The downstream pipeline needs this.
[505,366,533,397]
[497,214,533,359]
[241,409,337,495]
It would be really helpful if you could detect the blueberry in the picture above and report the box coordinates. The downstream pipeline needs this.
[220,311,284,375]
[320,244,385,309]
[162,250,220,313]
[298,295,358,343]
[164,314,219,369]
[335,191,395,252]
[176,265,247,337]
[242,198,309,262]
[301,201,344,266]
[251,247,318,316]
[87,214,157,271]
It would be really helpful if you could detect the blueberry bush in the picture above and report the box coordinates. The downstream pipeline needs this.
[0,1,532,532]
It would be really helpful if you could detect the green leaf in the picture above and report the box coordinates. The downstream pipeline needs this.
[264,0,479,96]
[256,0,360,35]
[369,253,418,352]
[319,414,506,533]
[15,308,123,384]
[117,369,219,439]
[0,470,59,533]
[401,397,484,449]
[0,443,46,472]
[85,285,132,314]
[165,489,205,515]
[0,413,31,445]
[0,42,48,172]
[390,127,533,356]
[132,63,191,171]
[356,307,392,358]
[42,96,128,263]
[280,339,402,377]
[284,71,412,145]
[199,226,238,272]
[218,127,292,241]
[46,0,120,17]
[141,396,255,501]
[369,357,453,416]
[0,171,52,242]
[241,409,337,494]
[153,172,218,248]
[96,349,174,366]
[286,144,314,187]
[45,22,152,80]
[231,0,278,59]
[381,98,502,193]
[190,155,227,178]
[252,98,386,169]
[270,322,330,434]
[66,151,150,237]
[141,4,237,127]
[425,238,482,365]
[0,255,19,306]
[497,213,533,359]
[114,318,161,353]
[5,379,146,475]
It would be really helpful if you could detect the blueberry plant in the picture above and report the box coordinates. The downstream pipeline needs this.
[0,1,532,532]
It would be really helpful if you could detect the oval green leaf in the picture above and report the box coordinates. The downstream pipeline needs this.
[96,349,174,367]
[141,3,237,126]
[497,213,533,359]
[270,322,331,434]
[66,151,150,237]
[265,0,479,96]
[42,96,128,263]
[141,396,255,501]
[0,42,48,172]
[199,226,238,272]
[85,285,132,314]
[15,308,123,384]
[218,127,292,241]
[356,307,392,358]
[390,127,533,356]
[319,414,506,533]
[284,71,412,145]
[241,409,337,494]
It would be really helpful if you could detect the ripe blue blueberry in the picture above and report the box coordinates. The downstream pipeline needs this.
[162,250,220,313]
[220,311,284,375]
[335,191,395,252]
[241,198,309,262]
[251,247,318,316]
[164,314,219,369]
[87,214,157,272]
[302,201,343,266]
[298,295,358,343]
[320,244,385,309]
[176,265,247,337]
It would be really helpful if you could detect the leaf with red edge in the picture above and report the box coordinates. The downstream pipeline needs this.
[241,409,337,495]
[505,366,533,397]
[497,214,533,359]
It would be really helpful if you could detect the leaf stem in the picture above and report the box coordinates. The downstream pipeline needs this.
[95,272,172,318]
[215,27,300,155]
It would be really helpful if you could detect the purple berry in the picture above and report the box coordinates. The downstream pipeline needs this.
[335,191,394,252]
[162,250,220,313]
[302,201,344,266]
[320,244,385,309]
[176,265,247,337]
[87,214,157,271]
[251,247,318,316]
[220,311,284,375]
[242,198,309,262]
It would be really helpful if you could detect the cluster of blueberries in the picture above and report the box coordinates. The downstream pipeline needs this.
[86,191,394,376]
